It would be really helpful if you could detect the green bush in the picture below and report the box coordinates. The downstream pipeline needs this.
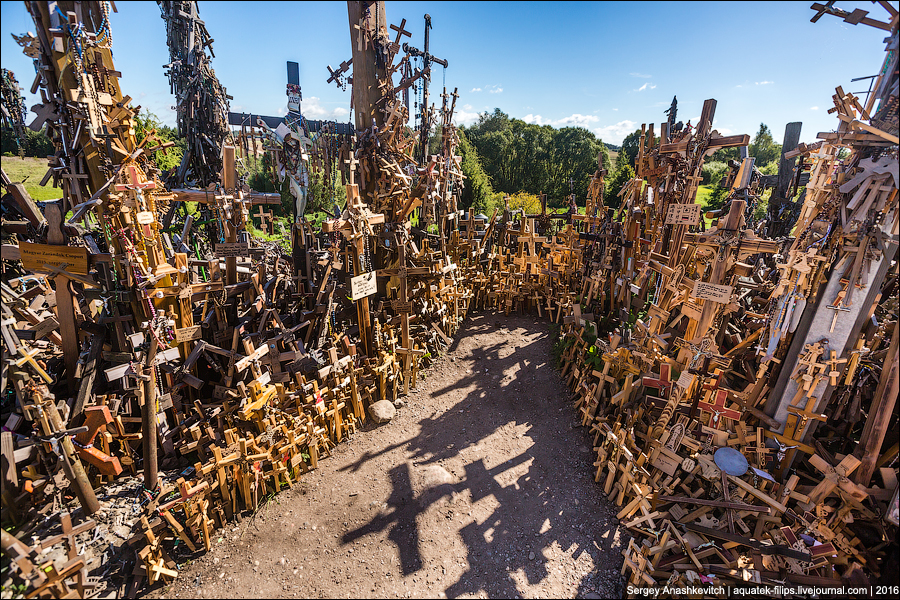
[701,161,728,186]
[604,163,635,209]
[1,127,54,157]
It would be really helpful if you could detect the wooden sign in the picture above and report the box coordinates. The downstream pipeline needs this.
[29,316,59,340]
[18,241,89,275]
[681,301,703,321]
[652,447,682,477]
[392,300,412,314]
[175,325,202,344]
[157,393,173,411]
[350,271,377,301]
[692,281,733,304]
[136,211,155,225]
[214,242,250,258]
[676,371,695,389]
[213,385,229,400]
[665,203,702,225]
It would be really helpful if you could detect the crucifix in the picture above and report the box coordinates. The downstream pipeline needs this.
[697,389,743,431]
[402,13,448,164]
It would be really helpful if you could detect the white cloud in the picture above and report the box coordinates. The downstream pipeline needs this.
[488,87,503,94]
[454,110,481,126]
[735,84,743,88]
[612,108,618,111]
[523,113,599,128]
[555,113,599,127]
[463,104,473,110]
[276,107,285,116]
[635,83,657,92]
[630,72,652,78]
[471,87,482,92]
[810,106,819,111]
[755,81,774,85]
[299,96,349,120]
[593,120,638,145]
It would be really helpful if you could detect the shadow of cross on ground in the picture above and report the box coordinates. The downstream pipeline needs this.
[338,312,627,598]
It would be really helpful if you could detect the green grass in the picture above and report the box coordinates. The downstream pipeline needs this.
[695,185,712,208]
[1,156,62,201]
[695,185,716,227]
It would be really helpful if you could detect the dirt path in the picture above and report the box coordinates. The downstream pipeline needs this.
[152,312,627,599]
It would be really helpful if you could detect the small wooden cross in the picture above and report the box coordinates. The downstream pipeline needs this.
[253,205,273,235]
[642,363,673,398]
[344,153,359,187]
[390,18,411,46]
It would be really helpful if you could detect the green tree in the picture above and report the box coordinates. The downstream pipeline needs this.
[133,111,185,172]
[604,163,635,209]
[2,127,54,157]
[748,123,781,169]
[701,161,728,187]
[617,129,642,170]
[457,129,493,213]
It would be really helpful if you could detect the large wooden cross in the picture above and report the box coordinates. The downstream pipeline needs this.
[688,199,777,343]
[658,99,749,266]
[321,184,384,355]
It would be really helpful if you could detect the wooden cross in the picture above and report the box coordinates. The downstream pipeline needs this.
[326,65,341,85]
[114,164,157,193]
[344,152,359,187]
[253,205,273,234]
[764,429,816,474]
[690,199,776,342]
[353,16,370,52]
[642,363,673,399]
[806,454,868,505]
[697,389,742,430]
[390,18,411,46]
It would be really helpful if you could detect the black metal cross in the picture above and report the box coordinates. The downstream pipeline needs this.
[402,14,448,164]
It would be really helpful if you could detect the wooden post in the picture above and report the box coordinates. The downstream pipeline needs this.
[45,203,79,394]
[765,216,897,439]
[348,0,386,205]
[768,122,803,238]
[34,388,100,515]
[142,336,159,491]
[352,230,372,358]
[853,321,898,486]
[222,146,238,285]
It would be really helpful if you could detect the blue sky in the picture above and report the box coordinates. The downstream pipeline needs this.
[1,1,891,145]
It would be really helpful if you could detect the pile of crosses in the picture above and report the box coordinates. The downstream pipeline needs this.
[0,2,479,596]
[545,7,898,592]
[0,1,897,598]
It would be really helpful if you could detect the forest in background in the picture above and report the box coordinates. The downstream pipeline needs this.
[4,106,787,222]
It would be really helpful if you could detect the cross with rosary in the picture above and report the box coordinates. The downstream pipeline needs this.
[402,13,448,164]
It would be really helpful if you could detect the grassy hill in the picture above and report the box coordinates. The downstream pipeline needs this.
[1,155,62,201]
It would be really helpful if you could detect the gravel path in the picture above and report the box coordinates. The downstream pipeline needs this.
[149,312,626,599]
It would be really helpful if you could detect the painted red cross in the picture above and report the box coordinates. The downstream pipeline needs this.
[114,165,157,192]
[642,363,672,397]
[697,389,742,430]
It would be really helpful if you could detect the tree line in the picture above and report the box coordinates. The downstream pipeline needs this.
[458,109,617,214]
[456,114,786,216]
